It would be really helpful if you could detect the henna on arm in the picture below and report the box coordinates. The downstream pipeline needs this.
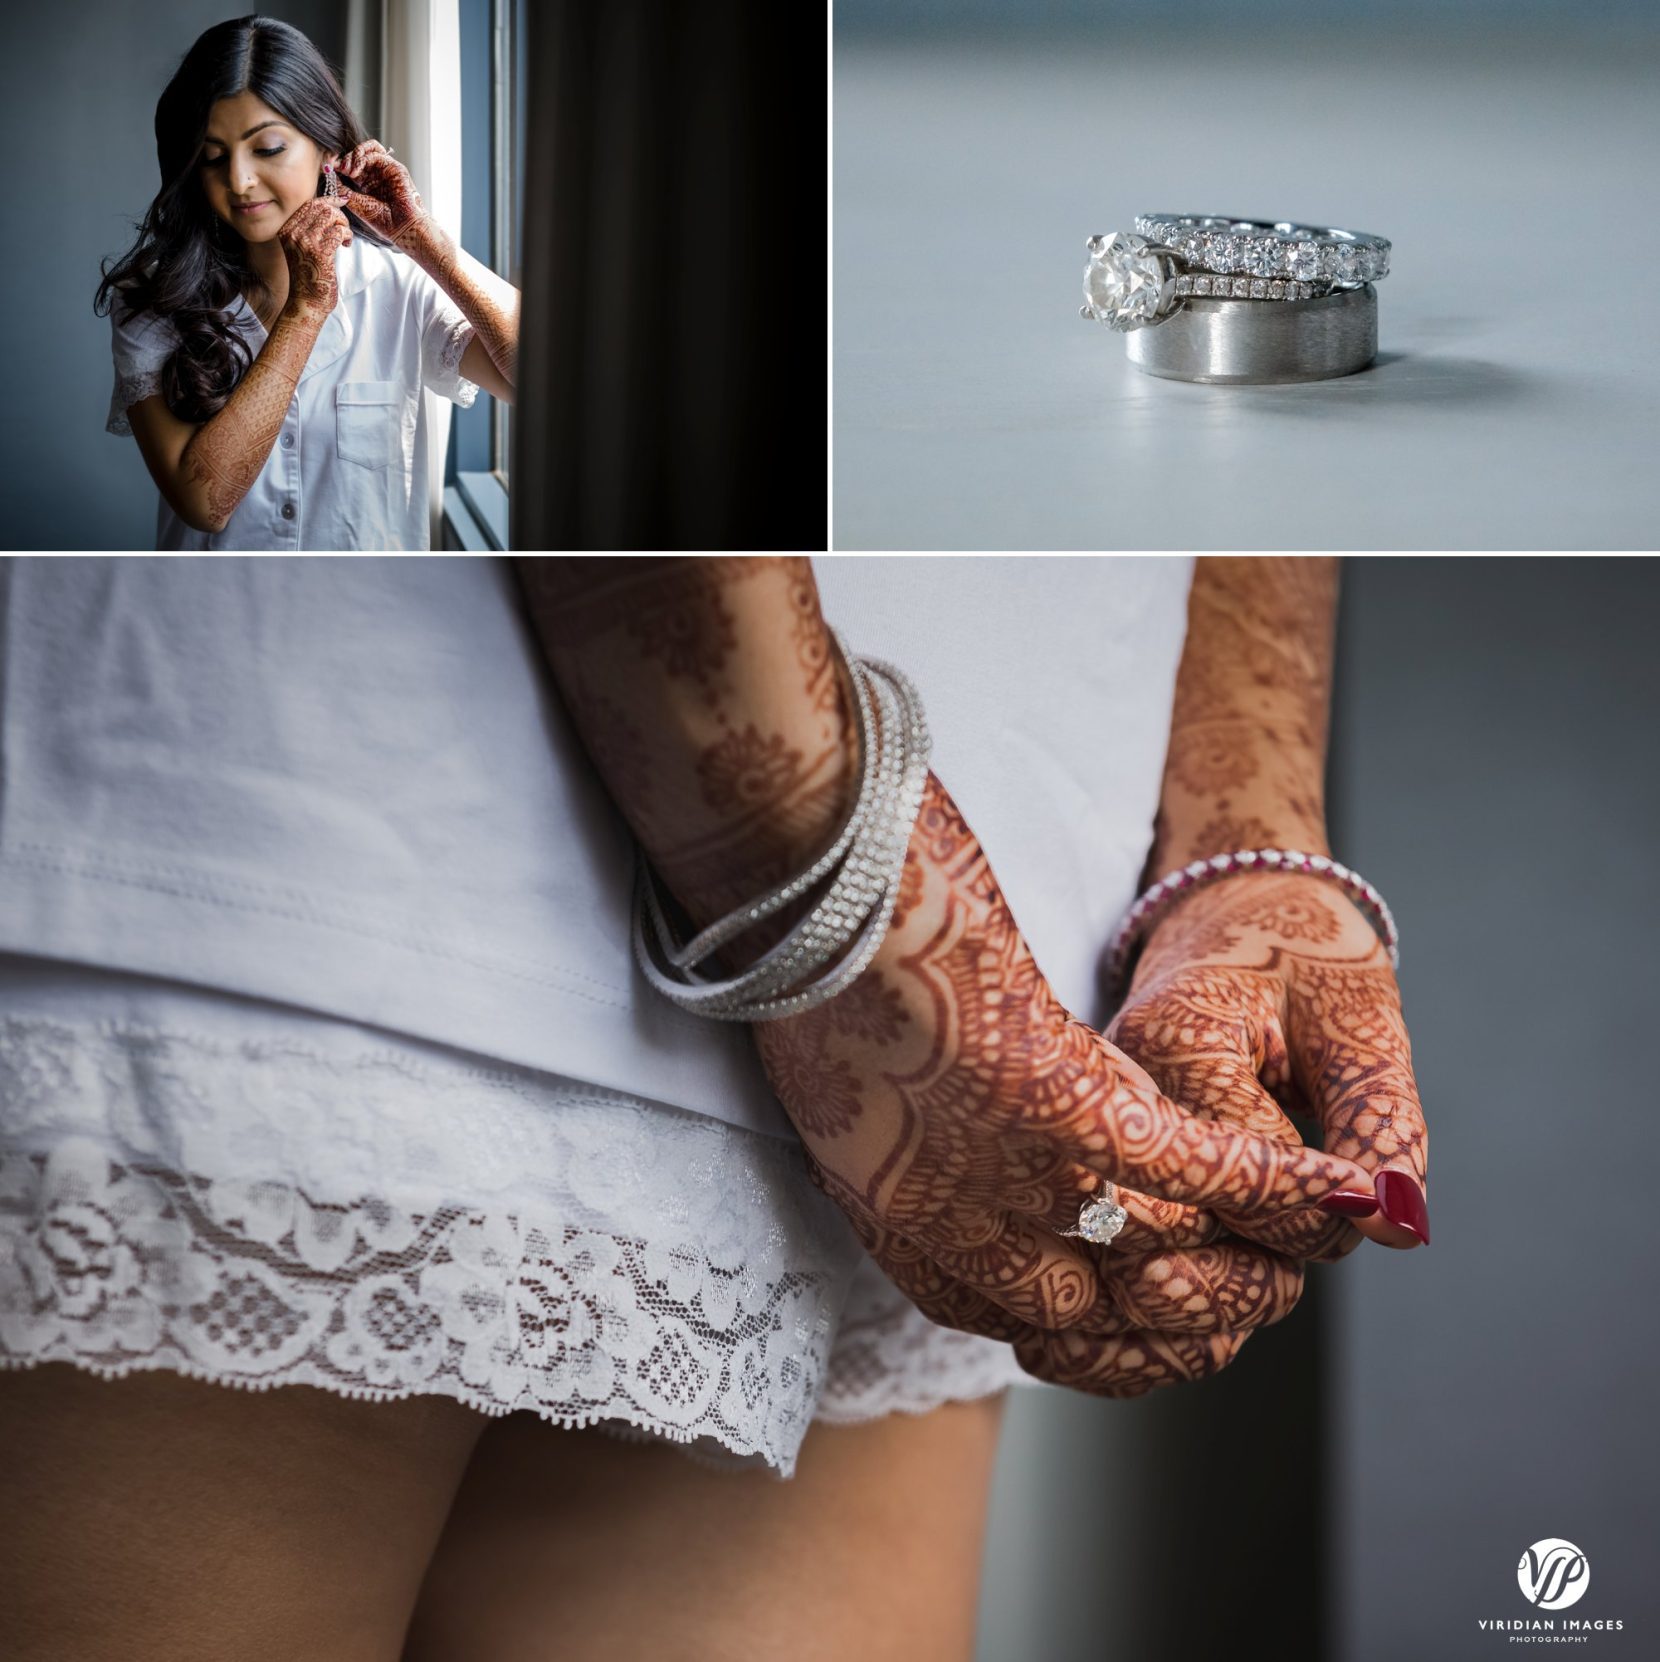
[513,557,858,935]
[402,214,519,392]
[178,307,326,533]
[1146,555,1339,877]
[1111,554,1430,1256]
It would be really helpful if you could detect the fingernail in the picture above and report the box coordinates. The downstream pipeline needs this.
[1316,1188,1381,1218]
[1375,1170,1430,1245]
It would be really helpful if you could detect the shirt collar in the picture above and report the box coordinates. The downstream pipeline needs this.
[338,231,390,297]
[231,232,386,336]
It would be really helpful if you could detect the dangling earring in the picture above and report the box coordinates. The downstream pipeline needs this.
[323,163,340,201]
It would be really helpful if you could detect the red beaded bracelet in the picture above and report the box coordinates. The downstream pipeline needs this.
[1103,848,1400,1010]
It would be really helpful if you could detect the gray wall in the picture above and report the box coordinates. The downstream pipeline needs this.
[0,4,346,552]
[975,557,1660,1658]
[1327,558,1659,1657]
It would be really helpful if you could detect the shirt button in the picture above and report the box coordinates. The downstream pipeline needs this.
[281,503,295,520]
[281,434,294,449]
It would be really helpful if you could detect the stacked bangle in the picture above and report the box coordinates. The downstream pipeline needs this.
[1103,848,1401,1012]
[632,627,931,1022]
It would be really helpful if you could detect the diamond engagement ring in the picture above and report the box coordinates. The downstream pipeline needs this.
[1081,231,1333,332]
[1060,1181,1129,1246]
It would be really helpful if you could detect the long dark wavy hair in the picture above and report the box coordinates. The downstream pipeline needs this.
[94,16,393,425]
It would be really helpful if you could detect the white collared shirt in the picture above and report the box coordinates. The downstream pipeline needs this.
[106,235,480,550]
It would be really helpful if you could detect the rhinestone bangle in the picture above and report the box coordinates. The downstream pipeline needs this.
[632,631,932,1022]
[637,665,901,1005]
[1102,849,1401,1012]
[634,669,893,1012]
[649,639,882,972]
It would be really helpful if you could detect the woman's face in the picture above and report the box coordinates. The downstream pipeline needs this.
[197,91,336,245]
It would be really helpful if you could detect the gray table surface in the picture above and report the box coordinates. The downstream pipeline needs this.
[833,29,1660,550]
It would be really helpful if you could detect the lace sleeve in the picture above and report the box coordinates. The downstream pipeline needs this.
[106,297,180,439]
[107,370,164,438]
[429,311,480,409]
[414,261,480,409]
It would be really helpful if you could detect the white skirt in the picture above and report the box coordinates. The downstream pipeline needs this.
[0,954,1039,1480]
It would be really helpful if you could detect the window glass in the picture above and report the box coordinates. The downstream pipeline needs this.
[448,0,522,507]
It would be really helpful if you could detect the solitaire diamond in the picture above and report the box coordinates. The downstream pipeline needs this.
[1076,1192,1129,1244]
[1082,232,1173,331]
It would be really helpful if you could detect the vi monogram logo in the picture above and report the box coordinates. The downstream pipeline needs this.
[1517,1539,1590,1610]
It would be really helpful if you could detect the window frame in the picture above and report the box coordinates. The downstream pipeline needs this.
[443,0,523,552]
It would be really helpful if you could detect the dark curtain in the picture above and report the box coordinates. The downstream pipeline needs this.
[512,3,824,551]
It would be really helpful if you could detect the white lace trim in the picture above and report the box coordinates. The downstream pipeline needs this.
[0,1010,1031,1478]
[815,1253,1035,1425]
[436,317,479,407]
[107,371,163,437]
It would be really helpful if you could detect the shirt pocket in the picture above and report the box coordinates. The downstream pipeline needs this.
[335,381,403,470]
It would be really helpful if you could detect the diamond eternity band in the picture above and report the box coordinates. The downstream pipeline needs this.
[1135,215,1391,286]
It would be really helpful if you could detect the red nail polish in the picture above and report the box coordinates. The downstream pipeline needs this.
[1316,1188,1380,1218]
[1375,1170,1430,1244]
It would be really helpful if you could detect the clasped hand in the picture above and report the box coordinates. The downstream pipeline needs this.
[753,771,1419,1399]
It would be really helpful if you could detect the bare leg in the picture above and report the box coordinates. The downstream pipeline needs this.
[403,1391,1007,1662]
[0,1362,489,1662]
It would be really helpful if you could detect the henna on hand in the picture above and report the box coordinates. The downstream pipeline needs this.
[753,770,1384,1396]
[179,306,326,533]
[335,140,519,391]
[278,198,354,324]
[513,557,1367,1401]
[1118,554,1430,1256]
[1110,869,1429,1260]
[1014,1326,1254,1399]
[333,141,428,242]
[178,197,349,532]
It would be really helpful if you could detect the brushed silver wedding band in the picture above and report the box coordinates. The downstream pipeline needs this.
[1126,284,1377,385]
